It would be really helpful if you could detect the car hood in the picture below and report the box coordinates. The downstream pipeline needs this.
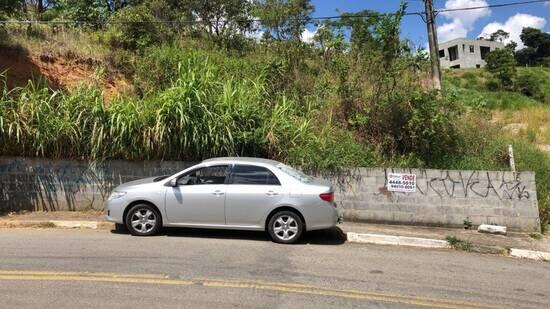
[115,177,159,191]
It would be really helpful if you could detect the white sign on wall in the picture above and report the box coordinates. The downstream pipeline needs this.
[387,173,416,193]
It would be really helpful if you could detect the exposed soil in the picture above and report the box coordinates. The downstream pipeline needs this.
[0,46,131,101]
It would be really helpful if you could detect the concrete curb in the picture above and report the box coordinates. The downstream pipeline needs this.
[346,232,548,262]
[346,232,451,249]
[509,248,550,261]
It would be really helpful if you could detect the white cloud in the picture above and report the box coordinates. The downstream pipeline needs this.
[301,28,317,43]
[478,14,547,49]
[437,0,491,42]
[438,19,469,42]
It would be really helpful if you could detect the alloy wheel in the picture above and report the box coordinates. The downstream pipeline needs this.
[272,215,299,241]
[130,209,157,234]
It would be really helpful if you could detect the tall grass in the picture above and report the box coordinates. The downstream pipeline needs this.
[0,56,326,163]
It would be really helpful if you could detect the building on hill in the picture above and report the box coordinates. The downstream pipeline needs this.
[439,38,504,69]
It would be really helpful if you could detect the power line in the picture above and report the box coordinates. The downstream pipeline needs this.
[435,0,548,13]
[0,0,547,24]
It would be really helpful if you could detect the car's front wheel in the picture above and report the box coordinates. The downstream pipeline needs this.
[268,211,303,244]
[125,204,161,236]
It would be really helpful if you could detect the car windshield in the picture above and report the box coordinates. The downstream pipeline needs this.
[276,163,313,183]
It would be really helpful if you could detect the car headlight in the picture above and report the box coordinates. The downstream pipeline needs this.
[108,191,127,201]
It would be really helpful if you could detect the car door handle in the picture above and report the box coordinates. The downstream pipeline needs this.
[212,190,224,196]
[266,191,279,196]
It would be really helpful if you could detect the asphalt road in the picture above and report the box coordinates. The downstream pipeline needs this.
[0,227,549,309]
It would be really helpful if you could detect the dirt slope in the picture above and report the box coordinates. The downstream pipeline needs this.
[0,46,131,101]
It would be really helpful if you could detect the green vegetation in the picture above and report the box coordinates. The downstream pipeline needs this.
[485,48,516,90]
[443,67,550,231]
[445,236,473,251]
[0,1,549,230]
[515,27,550,67]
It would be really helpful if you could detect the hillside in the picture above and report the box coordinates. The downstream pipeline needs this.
[444,68,550,154]
[0,20,549,230]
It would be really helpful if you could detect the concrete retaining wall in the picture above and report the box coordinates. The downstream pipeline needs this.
[323,168,539,232]
[0,158,541,232]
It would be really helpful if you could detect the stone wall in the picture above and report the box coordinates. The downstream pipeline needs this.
[0,158,540,232]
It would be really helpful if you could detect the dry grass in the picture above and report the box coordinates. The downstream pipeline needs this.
[2,24,109,60]
[494,106,550,153]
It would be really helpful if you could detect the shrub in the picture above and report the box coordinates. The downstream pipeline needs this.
[286,127,378,170]
[134,46,198,94]
[485,77,500,91]
[365,90,461,165]
[445,236,472,251]
[514,71,545,102]
[107,5,170,51]
[485,48,517,90]
[512,141,550,233]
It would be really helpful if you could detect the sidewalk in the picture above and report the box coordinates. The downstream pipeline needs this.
[1,211,549,261]
[0,210,110,229]
[340,222,550,253]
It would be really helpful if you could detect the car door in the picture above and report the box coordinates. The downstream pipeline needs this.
[224,164,282,227]
[164,165,229,225]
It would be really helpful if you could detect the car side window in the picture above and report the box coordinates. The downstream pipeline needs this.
[230,165,280,185]
[177,165,228,185]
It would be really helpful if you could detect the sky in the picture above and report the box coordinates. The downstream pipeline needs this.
[306,0,550,49]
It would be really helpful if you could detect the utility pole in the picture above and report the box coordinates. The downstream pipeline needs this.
[424,0,441,91]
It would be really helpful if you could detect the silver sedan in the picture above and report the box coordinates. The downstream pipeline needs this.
[105,157,340,244]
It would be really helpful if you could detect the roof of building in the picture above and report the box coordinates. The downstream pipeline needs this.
[439,37,504,47]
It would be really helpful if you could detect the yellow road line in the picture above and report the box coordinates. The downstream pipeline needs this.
[0,274,193,285]
[201,278,505,309]
[0,270,505,309]
[0,270,168,279]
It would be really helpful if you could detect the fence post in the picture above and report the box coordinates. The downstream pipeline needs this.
[508,144,516,172]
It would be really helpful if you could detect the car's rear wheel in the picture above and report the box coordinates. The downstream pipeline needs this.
[268,211,303,244]
[125,204,161,236]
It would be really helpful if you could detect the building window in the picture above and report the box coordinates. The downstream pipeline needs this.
[469,45,475,53]
[448,45,459,61]
[439,49,445,58]
[480,46,491,60]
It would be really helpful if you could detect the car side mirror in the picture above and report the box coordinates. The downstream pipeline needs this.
[166,178,177,187]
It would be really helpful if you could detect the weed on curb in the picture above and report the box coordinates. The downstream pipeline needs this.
[445,236,473,251]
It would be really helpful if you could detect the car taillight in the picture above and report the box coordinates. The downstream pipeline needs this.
[319,192,334,202]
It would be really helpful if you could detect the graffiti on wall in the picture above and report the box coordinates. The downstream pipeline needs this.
[0,158,190,213]
[409,170,531,200]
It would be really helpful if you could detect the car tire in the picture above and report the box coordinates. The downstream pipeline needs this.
[125,204,162,236]
[267,211,304,244]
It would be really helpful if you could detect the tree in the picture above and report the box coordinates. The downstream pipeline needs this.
[312,21,346,63]
[516,27,550,66]
[485,48,516,89]
[253,0,313,41]
[489,29,509,42]
[514,71,545,102]
[186,0,253,40]
[107,4,170,50]
[505,41,517,51]
[0,0,25,19]
[51,0,111,25]
[515,47,537,66]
